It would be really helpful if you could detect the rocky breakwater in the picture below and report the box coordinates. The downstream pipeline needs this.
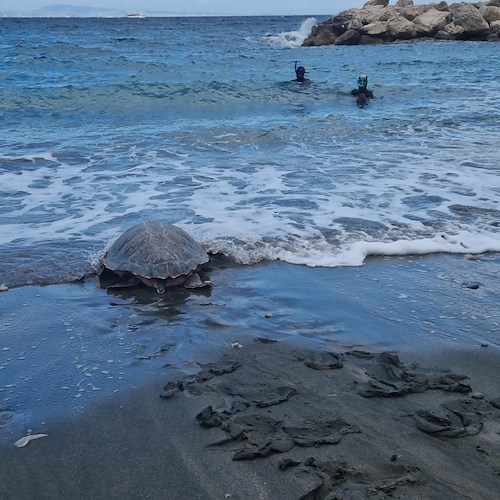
[303,0,500,45]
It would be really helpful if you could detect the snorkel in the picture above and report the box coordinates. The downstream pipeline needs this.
[295,61,306,81]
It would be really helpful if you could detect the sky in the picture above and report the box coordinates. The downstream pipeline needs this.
[1,1,366,16]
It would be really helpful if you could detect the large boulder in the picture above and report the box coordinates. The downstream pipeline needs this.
[334,29,362,45]
[480,6,500,23]
[434,21,464,39]
[435,1,449,11]
[303,28,337,46]
[452,4,490,36]
[302,18,340,46]
[359,21,390,36]
[490,19,500,32]
[413,8,452,35]
[395,0,414,6]
[388,17,418,39]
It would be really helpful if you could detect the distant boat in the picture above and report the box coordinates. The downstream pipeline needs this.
[127,13,146,19]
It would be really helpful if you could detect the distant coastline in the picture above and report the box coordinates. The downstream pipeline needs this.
[0,1,329,18]
[0,3,209,18]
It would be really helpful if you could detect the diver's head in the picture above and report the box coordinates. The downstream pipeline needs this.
[295,66,306,81]
[357,75,368,89]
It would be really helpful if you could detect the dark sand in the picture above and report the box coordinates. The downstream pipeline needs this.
[1,254,500,499]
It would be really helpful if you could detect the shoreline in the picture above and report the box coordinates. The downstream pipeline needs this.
[1,253,500,498]
[1,340,499,499]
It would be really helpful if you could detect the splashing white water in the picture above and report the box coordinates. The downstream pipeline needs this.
[264,17,318,48]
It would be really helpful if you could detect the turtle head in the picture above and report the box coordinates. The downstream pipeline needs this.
[136,276,167,293]
[154,279,167,293]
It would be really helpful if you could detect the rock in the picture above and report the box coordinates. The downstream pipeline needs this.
[395,0,414,7]
[303,29,336,46]
[360,34,389,44]
[302,1,499,45]
[364,0,389,7]
[435,1,449,12]
[0,285,8,292]
[331,11,361,35]
[303,19,339,46]
[365,6,395,23]
[438,29,462,40]
[481,6,500,23]
[413,9,452,36]
[452,4,490,37]
[334,29,362,45]
[443,22,465,37]
[401,5,430,21]
[388,17,418,39]
[491,19,500,33]
[359,21,390,36]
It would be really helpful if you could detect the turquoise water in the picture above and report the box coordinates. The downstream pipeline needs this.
[1,16,500,286]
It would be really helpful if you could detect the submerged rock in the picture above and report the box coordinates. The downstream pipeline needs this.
[303,1,500,45]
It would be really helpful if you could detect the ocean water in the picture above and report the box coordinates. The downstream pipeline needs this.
[1,16,500,287]
[1,16,500,429]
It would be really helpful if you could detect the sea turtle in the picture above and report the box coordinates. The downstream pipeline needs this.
[101,221,212,292]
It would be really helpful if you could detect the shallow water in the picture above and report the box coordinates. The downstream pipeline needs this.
[1,254,499,429]
[1,16,499,287]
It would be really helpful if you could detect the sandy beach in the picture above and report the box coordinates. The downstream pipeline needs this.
[1,253,500,499]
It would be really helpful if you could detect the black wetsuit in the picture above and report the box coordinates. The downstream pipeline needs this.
[351,88,373,98]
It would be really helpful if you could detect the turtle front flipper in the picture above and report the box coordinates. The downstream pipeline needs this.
[183,273,212,289]
[100,269,140,289]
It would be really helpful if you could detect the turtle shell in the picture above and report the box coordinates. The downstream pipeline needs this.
[104,221,208,280]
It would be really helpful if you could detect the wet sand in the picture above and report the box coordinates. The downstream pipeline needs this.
[1,254,500,499]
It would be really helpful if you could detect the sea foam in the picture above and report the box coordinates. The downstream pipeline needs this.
[263,17,318,48]
[1,16,499,286]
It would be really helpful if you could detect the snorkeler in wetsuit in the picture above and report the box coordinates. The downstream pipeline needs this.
[294,62,311,83]
[351,75,374,99]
